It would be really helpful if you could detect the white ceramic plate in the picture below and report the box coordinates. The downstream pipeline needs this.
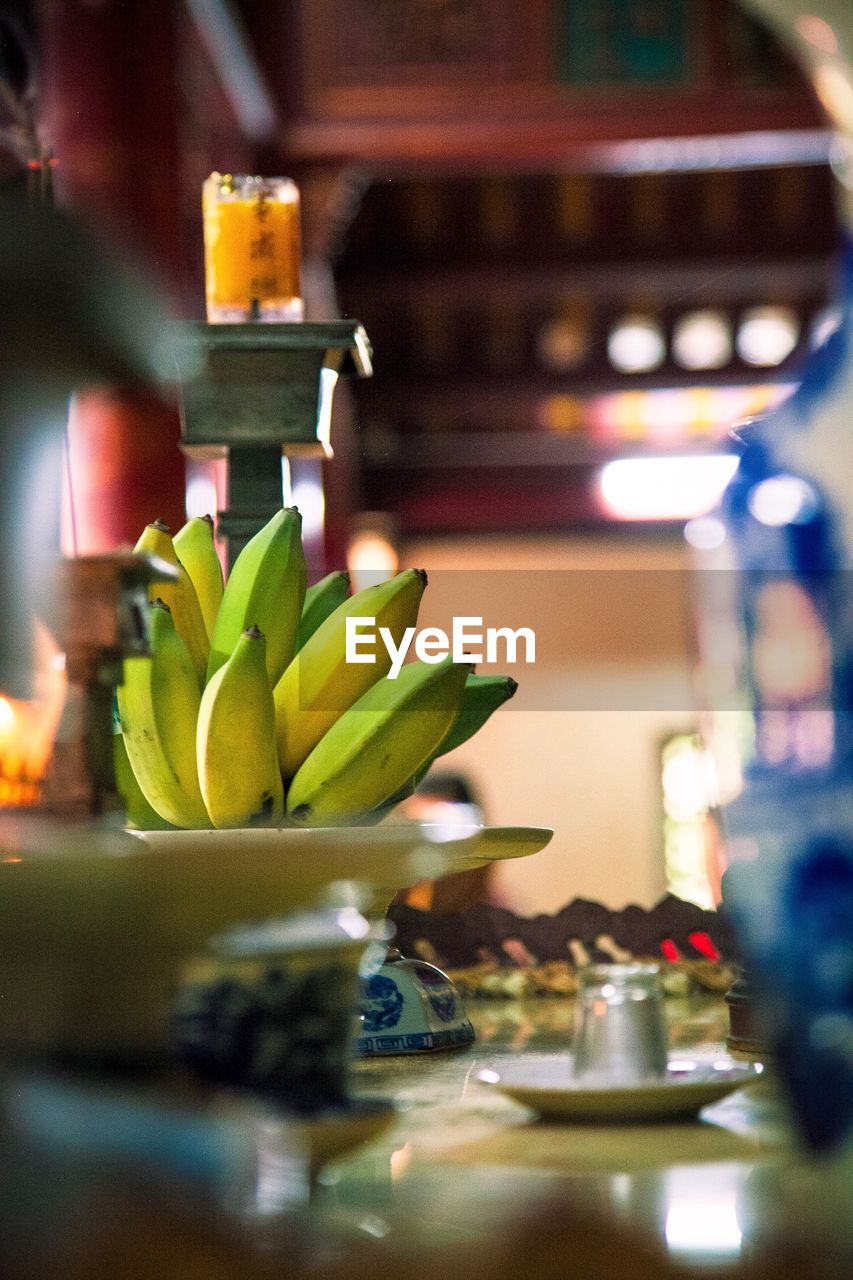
[441,825,554,874]
[131,824,554,929]
[131,824,471,934]
[477,1053,762,1122]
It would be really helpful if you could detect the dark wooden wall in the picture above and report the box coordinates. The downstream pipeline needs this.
[26,0,833,550]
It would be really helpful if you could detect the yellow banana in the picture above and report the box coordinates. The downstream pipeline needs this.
[296,570,350,653]
[134,520,209,688]
[173,514,224,643]
[372,672,519,816]
[197,626,284,829]
[207,507,306,687]
[274,568,427,779]
[117,600,209,828]
[286,655,469,825]
[113,731,174,830]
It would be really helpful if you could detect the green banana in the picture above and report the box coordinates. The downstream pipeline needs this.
[197,626,284,829]
[117,600,209,828]
[174,514,224,643]
[296,571,350,653]
[207,507,306,687]
[374,673,519,814]
[434,673,518,758]
[286,656,470,825]
[274,568,427,779]
[113,731,174,830]
[134,520,209,688]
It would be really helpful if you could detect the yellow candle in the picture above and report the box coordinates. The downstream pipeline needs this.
[203,174,303,323]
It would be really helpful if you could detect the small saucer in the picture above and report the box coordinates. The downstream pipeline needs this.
[477,1054,763,1122]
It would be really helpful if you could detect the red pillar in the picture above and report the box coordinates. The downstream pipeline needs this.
[39,0,188,547]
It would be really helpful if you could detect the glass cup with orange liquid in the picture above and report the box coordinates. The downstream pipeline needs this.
[202,173,303,323]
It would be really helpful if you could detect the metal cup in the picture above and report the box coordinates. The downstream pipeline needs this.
[571,963,668,1085]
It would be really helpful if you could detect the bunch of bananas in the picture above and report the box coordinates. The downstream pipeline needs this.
[115,509,517,830]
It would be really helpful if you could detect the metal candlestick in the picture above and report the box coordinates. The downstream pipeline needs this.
[41,552,177,821]
[177,321,373,567]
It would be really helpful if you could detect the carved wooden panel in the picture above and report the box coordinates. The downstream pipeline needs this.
[272,0,821,164]
[290,0,810,116]
[296,0,550,115]
[333,164,839,532]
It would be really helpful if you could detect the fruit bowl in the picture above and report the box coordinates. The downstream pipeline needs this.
[145,822,552,1071]
[0,816,552,1066]
[131,822,554,920]
[129,821,477,922]
[0,821,474,1065]
[139,822,554,1061]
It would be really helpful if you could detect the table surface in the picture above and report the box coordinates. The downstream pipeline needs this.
[3,993,850,1279]
[295,994,851,1277]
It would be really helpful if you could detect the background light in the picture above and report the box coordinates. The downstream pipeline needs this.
[810,305,842,349]
[0,698,15,734]
[672,310,731,371]
[536,316,588,372]
[814,63,853,134]
[796,15,838,55]
[607,315,666,374]
[185,470,219,519]
[665,1190,742,1258]
[736,306,799,367]
[599,455,739,521]
[748,475,819,526]
[684,515,727,550]
[291,473,326,541]
[347,513,400,593]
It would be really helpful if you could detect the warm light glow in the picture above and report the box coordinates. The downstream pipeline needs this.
[736,307,799,367]
[390,1142,413,1184]
[753,582,831,703]
[0,619,67,806]
[185,470,219,519]
[672,310,731,371]
[347,531,399,593]
[665,1189,742,1258]
[796,15,839,56]
[702,711,749,809]
[607,315,666,374]
[814,63,853,133]
[536,317,588,371]
[662,744,712,824]
[748,475,819,527]
[0,699,15,734]
[291,474,326,542]
[541,382,795,443]
[598,455,739,521]
[661,734,716,910]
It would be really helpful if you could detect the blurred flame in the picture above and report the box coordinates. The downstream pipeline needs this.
[0,618,67,807]
[390,1142,412,1184]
